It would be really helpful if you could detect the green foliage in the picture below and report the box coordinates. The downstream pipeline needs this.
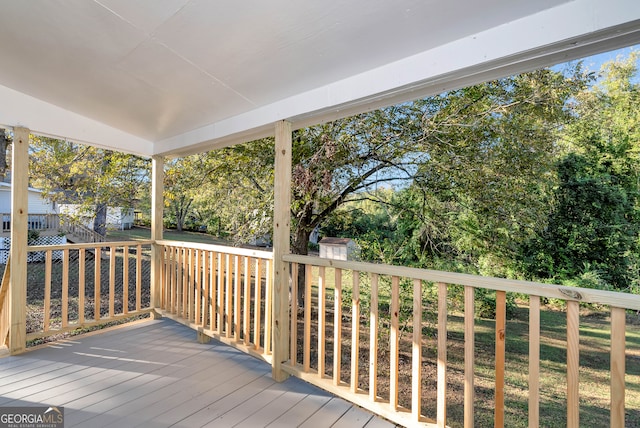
[164,139,274,242]
[522,54,640,291]
[27,229,40,243]
[29,137,150,234]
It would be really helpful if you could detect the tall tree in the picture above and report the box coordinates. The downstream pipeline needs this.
[290,107,424,255]
[523,54,640,289]
[0,129,11,180]
[29,137,149,235]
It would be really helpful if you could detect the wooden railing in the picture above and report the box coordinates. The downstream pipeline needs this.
[0,256,9,348]
[157,240,274,362]
[59,220,106,243]
[282,254,640,428]
[25,240,153,341]
[0,213,60,233]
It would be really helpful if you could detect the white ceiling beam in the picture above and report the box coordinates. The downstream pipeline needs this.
[155,0,640,157]
[0,84,153,156]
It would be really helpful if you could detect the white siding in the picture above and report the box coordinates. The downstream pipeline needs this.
[0,189,10,213]
[320,244,348,261]
[28,190,55,214]
[0,187,53,214]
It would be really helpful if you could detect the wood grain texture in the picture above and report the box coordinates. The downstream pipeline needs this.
[610,306,626,428]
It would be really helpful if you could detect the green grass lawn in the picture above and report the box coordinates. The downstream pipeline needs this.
[107,226,231,245]
[301,268,640,427]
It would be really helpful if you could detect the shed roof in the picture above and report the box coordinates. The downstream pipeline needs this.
[320,238,355,246]
[0,1,638,157]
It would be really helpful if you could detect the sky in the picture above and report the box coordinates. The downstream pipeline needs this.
[553,44,639,77]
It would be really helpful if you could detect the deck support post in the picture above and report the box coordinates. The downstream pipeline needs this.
[272,120,292,381]
[9,127,29,354]
[197,328,212,344]
[150,155,164,319]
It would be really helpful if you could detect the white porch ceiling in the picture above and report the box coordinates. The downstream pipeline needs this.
[0,0,639,157]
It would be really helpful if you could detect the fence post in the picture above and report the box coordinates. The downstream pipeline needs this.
[9,127,29,354]
[150,155,164,319]
[272,120,292,381]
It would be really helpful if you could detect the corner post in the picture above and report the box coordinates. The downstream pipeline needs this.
[272,120,292,381]
[9,127,29,354]
[150,155,164,319]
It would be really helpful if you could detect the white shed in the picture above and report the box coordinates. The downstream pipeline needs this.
[58,204,135,230]
[319,237,359,261]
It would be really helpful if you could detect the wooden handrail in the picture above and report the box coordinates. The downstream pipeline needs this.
[282,253,637,428]
[25,243,152,342]
[283,254,640,311]
[157,242,274,363]
[156,239,273,259]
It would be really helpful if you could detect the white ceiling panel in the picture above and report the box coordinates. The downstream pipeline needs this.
[0,0,638,156]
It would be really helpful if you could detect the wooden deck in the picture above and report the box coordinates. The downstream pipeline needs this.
[0,318,395,427]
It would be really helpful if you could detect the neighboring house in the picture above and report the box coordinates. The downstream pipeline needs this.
[0,182,57,215]
[58,204,135,230]
[0,183,66,263]
[319,237,360,261]
[0,182,58,232]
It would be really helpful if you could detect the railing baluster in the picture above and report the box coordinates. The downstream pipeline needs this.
[209,251,216,331]
[187,248,194,321]
[254,257,262,348]
[495,290,506,428]
[529,295,540,428]
[136,244,142,312]
[169,247,174,313]
[217,253,224,335]
[94,247,101,321]
[160,246,166,309]
[265,259,273,355]
[350,271,360,394]
[176,247,181,313]
[290,262,298,364]
[234,255,241,341]
[109,245,116,318]
[62,248,69,328]
[567,300,580,428]
[243,256,250,345]
[370,273,379,402]
[318,266,326,378]
[122,246,129,314]
[202,251,209,328]
[610,306,626,427]
[333,267,342,386]
[412,278,422,422]
[437,282,447,427]
[44,250,52,332]
[225,254,232,338]
[464,285,475,428]
[390,275,400,411]
[78,248,85,324]
[304,264,312,372]
[195,249,201,324]
[182,248,188,319]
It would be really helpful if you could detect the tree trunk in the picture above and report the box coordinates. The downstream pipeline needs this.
[0,129,11,180]
[292,226,311,307]
[174,196,191,232]
[94,203,107,237]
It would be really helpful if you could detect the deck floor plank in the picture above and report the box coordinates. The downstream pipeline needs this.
[298,397,354,428]
[0,318,394,428]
